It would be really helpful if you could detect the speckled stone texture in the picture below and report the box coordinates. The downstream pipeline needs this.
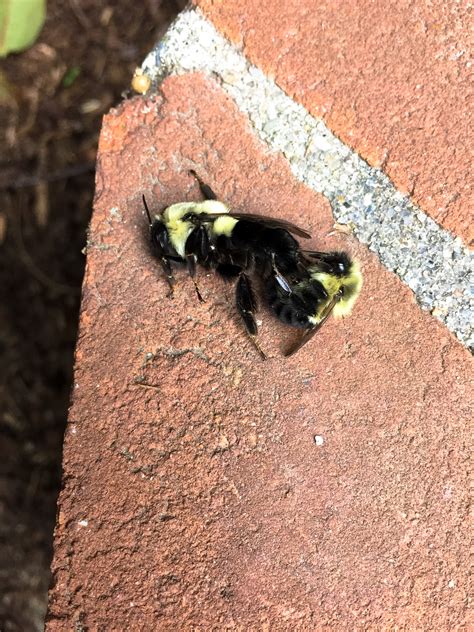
[47,75,472,630]
[196,0,473,245]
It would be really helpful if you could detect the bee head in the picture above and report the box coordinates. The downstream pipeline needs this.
[312,251,352,277]
[308,254,362,319]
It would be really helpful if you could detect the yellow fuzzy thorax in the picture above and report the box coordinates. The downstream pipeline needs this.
[212,215,238,237]
[309,260,363,322]
[161,200,229,257]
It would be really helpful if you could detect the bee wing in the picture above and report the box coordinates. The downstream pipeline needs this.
[300,249,328,262]
[195,212,311,239]
[301,249,325,255]
[284,296,338,357]
[232,213,312,239]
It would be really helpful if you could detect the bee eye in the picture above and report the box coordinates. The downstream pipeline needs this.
[338,263,345,272]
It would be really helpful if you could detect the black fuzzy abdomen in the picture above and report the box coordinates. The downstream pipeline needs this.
[265,278,307,328]
[265,278,328,329]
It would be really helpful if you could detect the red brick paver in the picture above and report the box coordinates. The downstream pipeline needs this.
[47,74,472,630]
[196,0,473,244]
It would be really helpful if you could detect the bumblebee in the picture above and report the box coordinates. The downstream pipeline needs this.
[265,251,363,356]
[143,171,311,358]
[144,171,362,358]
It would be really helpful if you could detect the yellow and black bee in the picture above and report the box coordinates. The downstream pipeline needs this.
[265,250,362,355]
[143,171,362,358]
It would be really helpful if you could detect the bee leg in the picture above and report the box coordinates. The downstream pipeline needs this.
[236,273,267,360]
[187,225,211,264]
[271,254,292,295]
[185,226,211,302]
[189,170,217,201]
[159,256,176,297]
[150,219,176,297]
[185,253,205,303]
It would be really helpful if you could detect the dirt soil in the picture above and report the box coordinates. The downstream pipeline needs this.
[0,2,183,630]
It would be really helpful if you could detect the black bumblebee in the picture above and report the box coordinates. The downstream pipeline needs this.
[265,250,362,355]
[144,171,362,358]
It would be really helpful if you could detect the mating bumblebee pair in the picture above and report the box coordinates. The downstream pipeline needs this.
[143,171,362,358]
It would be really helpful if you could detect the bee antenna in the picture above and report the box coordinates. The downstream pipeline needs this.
[142,194,152,225]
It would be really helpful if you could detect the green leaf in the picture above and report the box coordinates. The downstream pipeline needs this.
[0,0,46,57]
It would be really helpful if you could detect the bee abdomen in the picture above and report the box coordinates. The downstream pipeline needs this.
[272,301,309,328]
[266,283,308,328]
[266,278,329,329]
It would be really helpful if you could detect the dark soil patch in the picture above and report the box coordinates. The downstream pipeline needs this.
[0,2,183,629]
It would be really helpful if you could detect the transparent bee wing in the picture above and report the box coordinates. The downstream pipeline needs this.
[284,295,338,357]
[190,212,311,239]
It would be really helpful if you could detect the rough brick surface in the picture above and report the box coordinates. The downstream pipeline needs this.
[47,74,472,630]
[196,0,473,244]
